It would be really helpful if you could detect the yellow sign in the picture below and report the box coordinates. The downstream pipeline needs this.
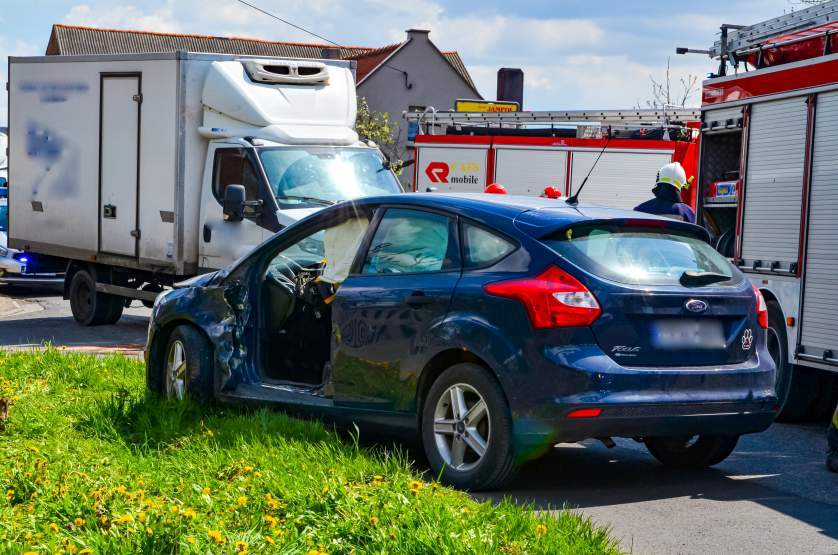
[455,99,519,113]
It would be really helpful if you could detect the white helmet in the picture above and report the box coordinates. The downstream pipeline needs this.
[656,162,687,190]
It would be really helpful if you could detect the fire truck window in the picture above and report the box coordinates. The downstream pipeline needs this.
[213,149,261,202]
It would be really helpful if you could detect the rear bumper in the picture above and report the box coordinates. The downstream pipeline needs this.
[550,401,776,443]
[506,341,778,453]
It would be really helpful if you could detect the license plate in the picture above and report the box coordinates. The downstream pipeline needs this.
[651,319,725,349]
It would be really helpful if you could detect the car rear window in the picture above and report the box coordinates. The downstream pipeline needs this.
[462,223,516,269]
[544,224,739,286]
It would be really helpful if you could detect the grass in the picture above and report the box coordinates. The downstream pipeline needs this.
[0,348,620,554]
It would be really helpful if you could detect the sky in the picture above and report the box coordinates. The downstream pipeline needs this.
[0,0,805,126]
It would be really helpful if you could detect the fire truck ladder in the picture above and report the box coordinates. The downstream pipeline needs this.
[404,108,700,134]
[700,0,838,75]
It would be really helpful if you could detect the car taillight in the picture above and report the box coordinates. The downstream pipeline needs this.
[753,285,768,329]
[483,266,601,329]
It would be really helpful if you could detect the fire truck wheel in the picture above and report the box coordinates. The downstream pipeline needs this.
[768,300,817,421]
[807,372,838,421]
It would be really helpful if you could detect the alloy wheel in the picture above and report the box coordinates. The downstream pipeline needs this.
[433,383,491,471]
[166,339,187,400]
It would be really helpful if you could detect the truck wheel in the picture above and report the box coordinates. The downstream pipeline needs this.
[421,363,516,491]
[161,325,213,403]
[767,300,817,421]
[68,270,124,326]
[645,435,739,468]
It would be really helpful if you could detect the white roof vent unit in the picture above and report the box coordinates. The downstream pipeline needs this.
[200,60,358,145]
[243,60,330,85]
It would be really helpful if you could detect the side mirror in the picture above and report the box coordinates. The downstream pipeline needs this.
[223,184,246,222]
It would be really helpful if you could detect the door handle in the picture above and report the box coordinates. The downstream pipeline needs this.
[203,224,212,243]
[405,292,435,307]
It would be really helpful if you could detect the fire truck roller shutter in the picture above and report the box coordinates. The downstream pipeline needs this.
[799,90,838,366]
[569,151,673,210]
[493,148,568,196]
[740,97,808,271]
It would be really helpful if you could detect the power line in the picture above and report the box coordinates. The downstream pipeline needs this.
[233,0,412,87]
[235,0,342,48]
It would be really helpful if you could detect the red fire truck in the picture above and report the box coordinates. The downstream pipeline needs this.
[406,109,700,211]
[688,1,838,419]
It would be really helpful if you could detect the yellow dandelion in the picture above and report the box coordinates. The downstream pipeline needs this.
[23,552,37,555]
[202,487,211,495]
[272,528,285,536]
[170,505,180,514]
[205,430,214,438]
[186,536,196,545]
[68,545,79,554]
[208,529,226,544]
[243,466,254,473]
[408,480,423,493]
[235,540,249,553]
[237,495,247,506]
[24,532,32,540]
[369,516,379,526]
[264,515,278,527]
[74,517,86,527]
[264,535,275,545]
[138,512,146,523]
[49,522,59,533]
[79,549,93,555]
[254,471,263,478]
[5,489,13,501]
[321,485,329,494]
[113,514,134,525]
[535,523,548,537]
[146,527,153,535]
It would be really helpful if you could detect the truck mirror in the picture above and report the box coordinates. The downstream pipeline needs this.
[223,184,246,222]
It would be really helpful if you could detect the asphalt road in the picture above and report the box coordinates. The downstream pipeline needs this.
[0,285,836,554]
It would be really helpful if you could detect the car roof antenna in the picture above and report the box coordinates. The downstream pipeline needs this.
[566,129,612,206]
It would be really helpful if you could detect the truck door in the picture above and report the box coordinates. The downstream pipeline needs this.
[99,74,141,257]
[198,145,268,270]
[798,91,838,368]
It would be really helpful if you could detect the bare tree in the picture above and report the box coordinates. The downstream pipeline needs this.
[642,58,700,109]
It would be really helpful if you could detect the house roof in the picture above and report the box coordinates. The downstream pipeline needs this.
[46,24,477,90]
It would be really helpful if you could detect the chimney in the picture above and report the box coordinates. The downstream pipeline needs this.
[497,68,524,109]
[321,46,342,60]
[406,29,431,42]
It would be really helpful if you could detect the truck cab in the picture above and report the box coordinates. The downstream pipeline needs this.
[7,53,401,325]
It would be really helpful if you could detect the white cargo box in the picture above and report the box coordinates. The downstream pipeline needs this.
[8,52,357,275]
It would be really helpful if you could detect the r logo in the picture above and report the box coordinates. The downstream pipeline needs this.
[425,161,449,183]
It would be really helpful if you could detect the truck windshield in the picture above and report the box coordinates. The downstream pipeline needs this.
[259,147,403,207]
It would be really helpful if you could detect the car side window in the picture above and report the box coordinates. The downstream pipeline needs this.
[462,222,517,268]
[213,148,261,202]
[362,208,458,274]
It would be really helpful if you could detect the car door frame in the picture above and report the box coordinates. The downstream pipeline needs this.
[239,202,381,386]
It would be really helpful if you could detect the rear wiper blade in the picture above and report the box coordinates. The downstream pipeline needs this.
[679,271,730,287]
[276,195,335,206]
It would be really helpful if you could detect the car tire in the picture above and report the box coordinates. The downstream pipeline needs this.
[421,363,516,491]
[68,269,124,326]
[161,325,214,403]
[645,435,739,469]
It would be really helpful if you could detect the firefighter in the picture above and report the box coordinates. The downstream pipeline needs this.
[828,402,838,473]
[634,162,696,224]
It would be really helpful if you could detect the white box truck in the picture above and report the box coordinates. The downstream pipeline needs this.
[7,52,403,325]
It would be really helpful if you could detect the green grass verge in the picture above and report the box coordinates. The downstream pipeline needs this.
[0,349,619,554]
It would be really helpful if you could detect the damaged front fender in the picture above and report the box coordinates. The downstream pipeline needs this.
[147,278,257,393]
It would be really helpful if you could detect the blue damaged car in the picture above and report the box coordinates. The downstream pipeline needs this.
[145,193,777,490]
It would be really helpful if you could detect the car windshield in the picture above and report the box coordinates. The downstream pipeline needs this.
[544,224,739,286]
[259,147,403,207]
